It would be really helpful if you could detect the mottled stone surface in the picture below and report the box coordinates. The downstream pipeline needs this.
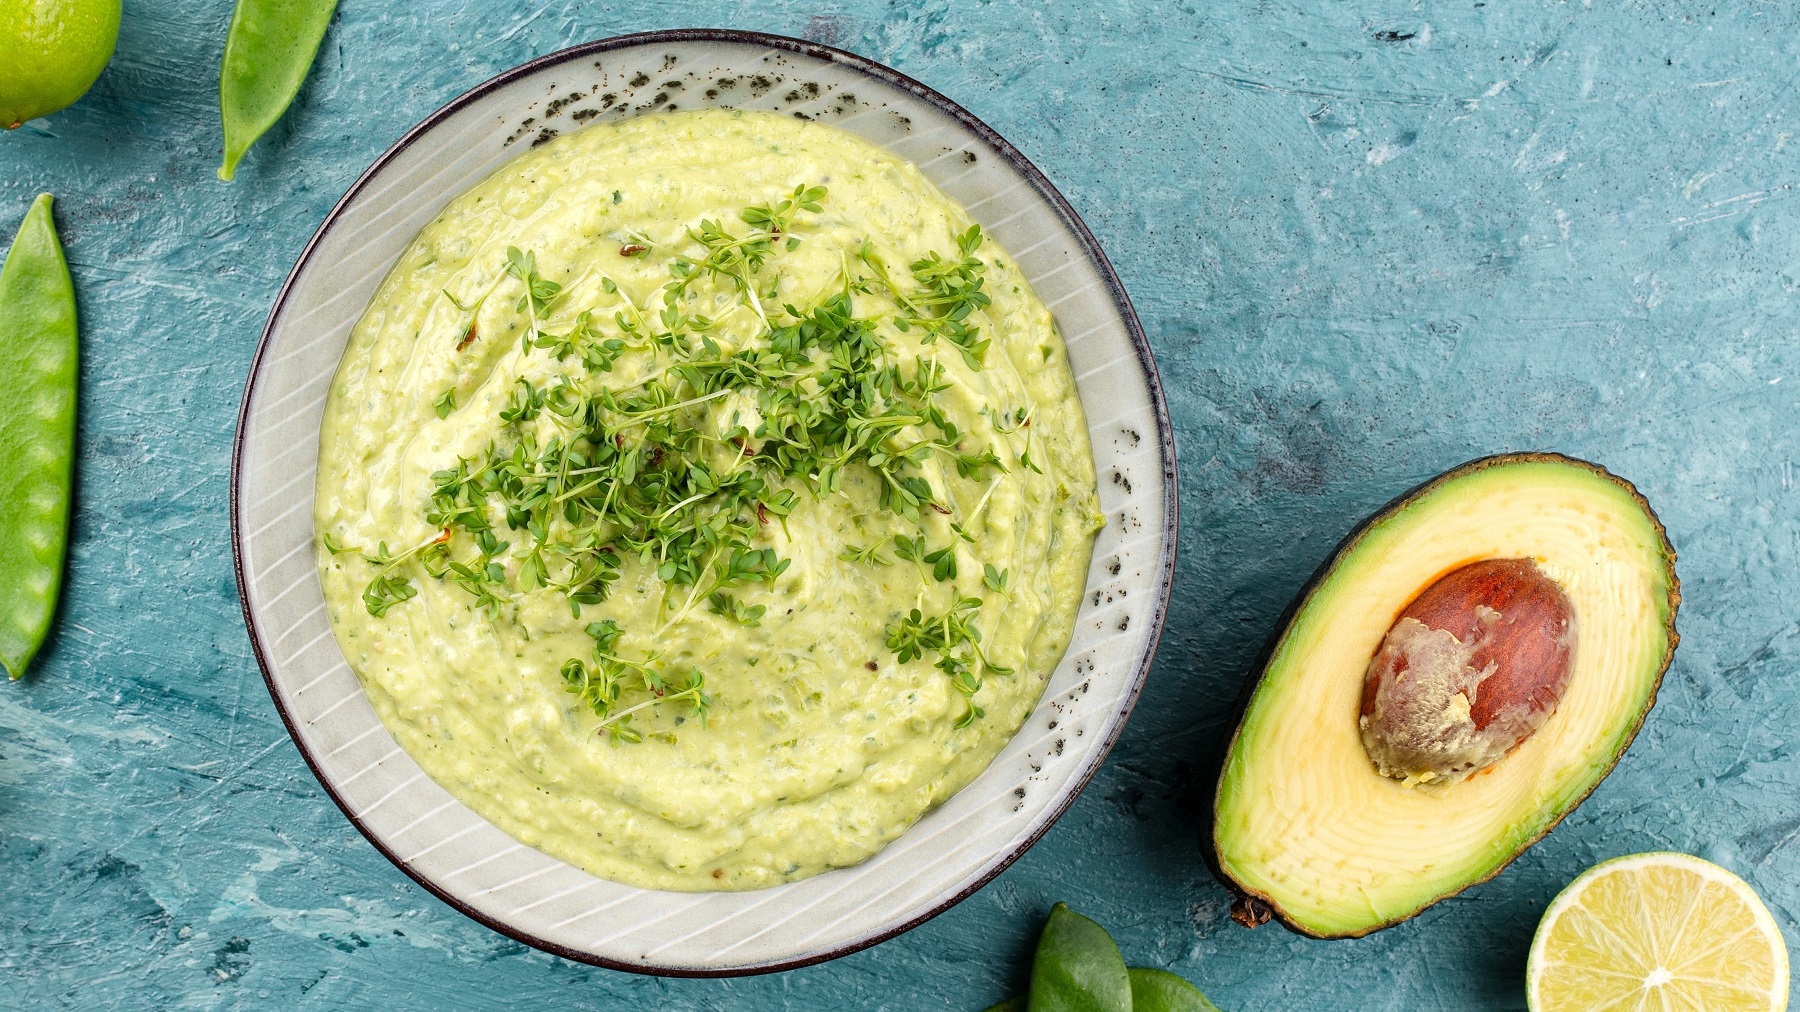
[2,2,1797,1008]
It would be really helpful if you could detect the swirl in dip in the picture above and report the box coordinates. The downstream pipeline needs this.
[315,109,1102,890]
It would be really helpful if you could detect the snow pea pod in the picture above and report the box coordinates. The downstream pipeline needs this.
[1028,903,1133,1012]
[217,0,341,180]
[0,194,77,679]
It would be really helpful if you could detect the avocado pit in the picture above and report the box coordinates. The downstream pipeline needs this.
[1359,558,1575,784]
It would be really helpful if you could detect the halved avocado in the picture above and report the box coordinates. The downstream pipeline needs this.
[1210,453,1679,938]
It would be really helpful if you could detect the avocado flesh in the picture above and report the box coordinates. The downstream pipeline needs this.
[1212,454,1679,939]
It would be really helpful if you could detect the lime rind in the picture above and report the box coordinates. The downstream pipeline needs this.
[0,0,121,128]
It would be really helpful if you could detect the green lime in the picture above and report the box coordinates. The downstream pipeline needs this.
[1,0,122,129]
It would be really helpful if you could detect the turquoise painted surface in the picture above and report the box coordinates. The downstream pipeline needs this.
[2,2,1797,1008]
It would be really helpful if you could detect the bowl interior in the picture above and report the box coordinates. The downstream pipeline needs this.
[233,31,1174,975]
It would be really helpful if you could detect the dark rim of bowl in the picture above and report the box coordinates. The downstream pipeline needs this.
[230,27,1179,979]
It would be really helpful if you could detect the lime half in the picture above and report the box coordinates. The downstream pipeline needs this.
[1,0,122,129]
[1528,851,1791,1011]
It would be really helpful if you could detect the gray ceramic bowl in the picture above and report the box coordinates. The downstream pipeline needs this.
[232,29,1176,975]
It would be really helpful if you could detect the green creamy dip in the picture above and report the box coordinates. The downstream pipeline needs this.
[316,109,1102,891]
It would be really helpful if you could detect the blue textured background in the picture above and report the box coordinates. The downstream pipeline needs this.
[3,2,1797,1009]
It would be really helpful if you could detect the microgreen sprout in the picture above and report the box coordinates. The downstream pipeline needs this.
[361,185,1024,740]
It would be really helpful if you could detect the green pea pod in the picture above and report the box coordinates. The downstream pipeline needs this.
[981,999,1026,1012]
[217,0,341,181]
[1128,968,1223,1012]
[0,195,77,680]
[1027,903,1133,1012]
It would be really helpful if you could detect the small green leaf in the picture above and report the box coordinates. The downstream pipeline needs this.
[1027,903,1132,1012]
[924,545,957,582]
[983,563,1009,593]
[1127,967,1223,1012]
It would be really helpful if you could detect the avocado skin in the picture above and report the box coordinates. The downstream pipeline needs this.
[1203,452,1681,939]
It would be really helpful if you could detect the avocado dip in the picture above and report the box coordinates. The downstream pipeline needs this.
[315,108,1102,891]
